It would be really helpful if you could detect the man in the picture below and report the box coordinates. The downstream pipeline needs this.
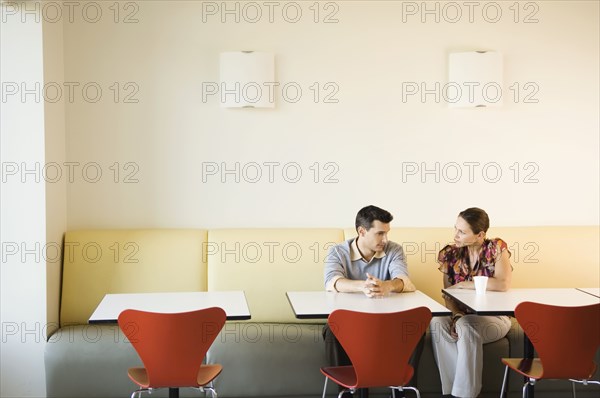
[323,205,422,398]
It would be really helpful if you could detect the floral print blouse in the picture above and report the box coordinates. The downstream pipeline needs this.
[438,238,511,286]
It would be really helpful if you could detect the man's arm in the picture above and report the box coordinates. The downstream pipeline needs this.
[324,245,385,296]
[330,277,373,294]
[324,245,369,293]
[362,274,405,297]
[388,243,416,293]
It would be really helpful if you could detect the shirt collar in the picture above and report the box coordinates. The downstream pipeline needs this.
[351,237,386,263]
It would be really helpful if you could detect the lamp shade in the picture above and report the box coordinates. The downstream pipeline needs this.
[448,51,503,108]
[219,51,275,108]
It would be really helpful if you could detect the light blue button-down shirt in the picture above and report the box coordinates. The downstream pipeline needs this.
[324,237,414,291]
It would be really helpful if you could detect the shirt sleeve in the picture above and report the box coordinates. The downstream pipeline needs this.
[387,244,416,292]
[494,238,510,258]
[397,276,416,292]
[437,244,453,274]
[387,243,409,279]
[324,245,346,291]
[491,238,512,272]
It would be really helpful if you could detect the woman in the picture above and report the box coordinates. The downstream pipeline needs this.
[430,207,512,398]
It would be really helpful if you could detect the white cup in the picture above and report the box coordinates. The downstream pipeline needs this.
[473,276,489,295]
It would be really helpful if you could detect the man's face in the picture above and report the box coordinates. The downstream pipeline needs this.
[358,220,390,253]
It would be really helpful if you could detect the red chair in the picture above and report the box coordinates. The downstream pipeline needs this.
[321,307,432,398]
[500,302,600,398]
[118,307,226,398]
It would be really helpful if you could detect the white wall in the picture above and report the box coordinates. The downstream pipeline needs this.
[1,2,48,396]
[0,1,597,396]
[43,2,67,336]
[63,0,599,229]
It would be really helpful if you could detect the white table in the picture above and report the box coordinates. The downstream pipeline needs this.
[89,291,251,323]
[286,290,451,319]
[441,287,600,316]
[577,287,600,298]
[442,288,599,398]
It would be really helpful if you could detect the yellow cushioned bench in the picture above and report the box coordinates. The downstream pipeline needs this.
[46,226,600,398]
[60,229,208,325]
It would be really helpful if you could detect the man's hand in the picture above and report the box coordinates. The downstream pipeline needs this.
[363,273,393,297]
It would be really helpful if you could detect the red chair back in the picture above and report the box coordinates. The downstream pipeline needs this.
[118,307,226,388]
[328,307,432,388]
[515,302,600,379]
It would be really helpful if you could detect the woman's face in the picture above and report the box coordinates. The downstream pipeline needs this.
[453,216,482,247]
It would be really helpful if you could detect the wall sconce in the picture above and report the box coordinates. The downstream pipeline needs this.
[448,51,503,108]
[219,51,275,108]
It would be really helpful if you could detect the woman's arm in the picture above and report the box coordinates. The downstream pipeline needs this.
[441,275,468,339]
[442,275,467,314]
[446,247,512,292]
[485,249,512,291]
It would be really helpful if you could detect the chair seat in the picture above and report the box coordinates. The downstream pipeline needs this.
[501,358,544,380]
[502,358,598,381]
[321,366,357,389]
[128,367,149,387]
[128,364,223,388]
[197,364,223,385]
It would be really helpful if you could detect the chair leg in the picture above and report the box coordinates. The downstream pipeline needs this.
[322,377,328,398]
[521,381,528,398]
[204,386,218,398]
[500,365,509,398]
[401,386,420,398]
[571,380,576,398]
[131,388,149,398]
[522,379,535,398]
[337,389,351,398]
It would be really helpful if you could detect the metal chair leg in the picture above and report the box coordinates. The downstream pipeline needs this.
[402,386,420,398]
[204,386,218,398]
[521,381,528,398]
[500,365,509,398]
[322,377,328,398]
[337,389,351,398]
[131,388,150,398]
[522,379,535,398]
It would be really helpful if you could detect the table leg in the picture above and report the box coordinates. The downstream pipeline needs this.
[523,335,534,398]
[169,387,179,398]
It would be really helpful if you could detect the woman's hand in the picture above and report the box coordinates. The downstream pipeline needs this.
[448,280,475,290]
[450,313,463,339]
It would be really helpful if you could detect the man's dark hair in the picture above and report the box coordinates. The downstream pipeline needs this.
[355,205,393,232]
[458,207,490,234]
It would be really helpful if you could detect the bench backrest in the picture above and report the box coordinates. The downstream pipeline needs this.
[207,228,344,323]
[59,226,599,326]
[60,229,208,326]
